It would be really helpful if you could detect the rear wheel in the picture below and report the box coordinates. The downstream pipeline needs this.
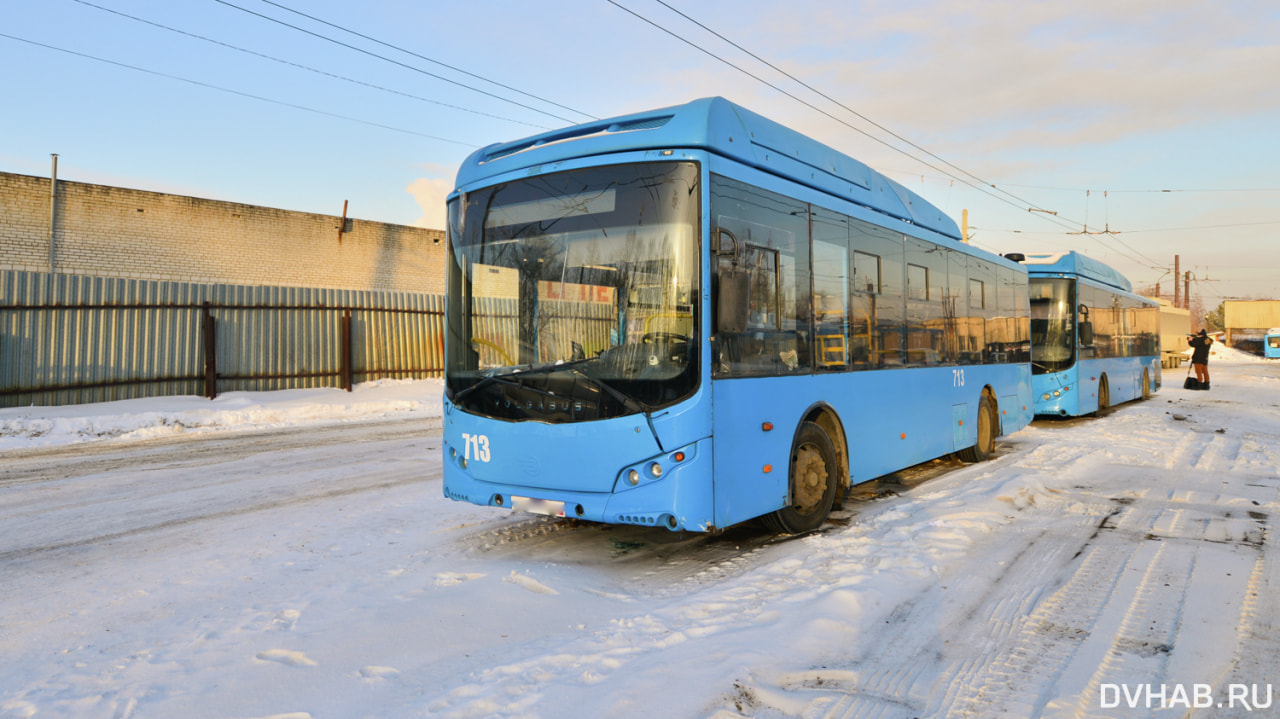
[957,393,996,462]
[762,421,837,534]
[1141,368,1151,400]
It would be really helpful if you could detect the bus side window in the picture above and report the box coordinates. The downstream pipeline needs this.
[851,221,904,368]
[905,235,945,366]
[812,208,851,371]
[850,250,880,368]
[710,174,810,377]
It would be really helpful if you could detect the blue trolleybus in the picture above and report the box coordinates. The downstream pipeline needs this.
[1026,252,1161,417]
[1265,329,1280,360]
[443,97,1033,533]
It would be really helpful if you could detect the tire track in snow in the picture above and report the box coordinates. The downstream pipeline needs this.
[1058,526,1195,716]
[696,458,1119,719]
[1215,528,1280,716]
[0,474,428,564]
[938,499,1156,717]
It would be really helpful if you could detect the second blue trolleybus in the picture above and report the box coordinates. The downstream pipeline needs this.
[1026,252,1161,417]
[443,97,1033,533]
[1265,329,1280,360]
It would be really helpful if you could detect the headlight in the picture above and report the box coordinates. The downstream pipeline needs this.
[649,462,663,478]
[628,469,640,486]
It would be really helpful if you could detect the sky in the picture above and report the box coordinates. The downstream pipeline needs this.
[4,0,1279,310]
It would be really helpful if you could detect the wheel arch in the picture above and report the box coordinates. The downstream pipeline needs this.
[797,402,849,500]
[981,383,1002,437]
[1096,372,1111,414]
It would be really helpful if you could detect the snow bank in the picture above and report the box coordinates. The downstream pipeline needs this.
[0,379,444,452]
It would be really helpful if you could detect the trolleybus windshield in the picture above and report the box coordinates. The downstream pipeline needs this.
[1030,277,1076,374]
[446,162,700,422]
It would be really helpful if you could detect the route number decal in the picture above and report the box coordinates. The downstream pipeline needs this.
[953,369,965,387]
[461,433,491,462]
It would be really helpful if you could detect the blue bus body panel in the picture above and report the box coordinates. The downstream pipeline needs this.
[1033,357,1161,416]
[444,363,1033,532]
[455,97,961,242]
[711,366,1032,529]
[442,397,718,531]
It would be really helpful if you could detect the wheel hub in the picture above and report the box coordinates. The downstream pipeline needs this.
[793,444,828,513]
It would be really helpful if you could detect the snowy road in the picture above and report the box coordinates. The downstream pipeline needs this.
[3,358,1280,718]
[1,418,441,564]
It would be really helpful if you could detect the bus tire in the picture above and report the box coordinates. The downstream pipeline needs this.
[763,421,837,534]
[957,393,995,463]
[1095,376,1111,416]
[1141,368,1151,400]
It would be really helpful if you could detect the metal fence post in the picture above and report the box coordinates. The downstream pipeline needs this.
[340,308,353,392]
[202,301,218,399]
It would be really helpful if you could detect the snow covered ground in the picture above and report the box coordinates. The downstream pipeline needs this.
[2,347,1278,718]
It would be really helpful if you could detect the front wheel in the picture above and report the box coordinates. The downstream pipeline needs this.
[957,393,996,462]
[1095,376,1111,416]
[762,421,837,534]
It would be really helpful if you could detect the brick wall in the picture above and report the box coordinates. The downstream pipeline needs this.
[0,171,445,293]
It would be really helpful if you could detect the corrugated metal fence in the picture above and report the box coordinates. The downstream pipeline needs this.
[0,270,444,408]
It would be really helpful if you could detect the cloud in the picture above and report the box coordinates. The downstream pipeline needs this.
[729,0,1280,158]
[407,164,454,231]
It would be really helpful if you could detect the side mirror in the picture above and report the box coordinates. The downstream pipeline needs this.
[717,268,750,334]
[1078,321,1094,347]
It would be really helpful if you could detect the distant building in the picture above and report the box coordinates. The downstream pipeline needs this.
[1223,300,1280,353]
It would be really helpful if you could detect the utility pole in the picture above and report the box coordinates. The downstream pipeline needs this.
[1184,271,1191,315]
[49,153,58,274]
[961,209,969,244]
[1173,255,1180,308]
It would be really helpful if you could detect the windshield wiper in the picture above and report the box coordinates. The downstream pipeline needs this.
[450,372,524,405]
[452,362,647,417]
[569,368,646,415]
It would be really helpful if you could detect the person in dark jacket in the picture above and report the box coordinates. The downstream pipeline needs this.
[1188,329,1213,389]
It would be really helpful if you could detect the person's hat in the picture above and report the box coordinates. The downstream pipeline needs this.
[1197,329,1208,336]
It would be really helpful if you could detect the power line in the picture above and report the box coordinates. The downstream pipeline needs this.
[68,0,553,131]
[254,0,597,122]
[0,32,476,147]
[609,0,1161,269]
[606,1,1047,221]
[974,219,1280,236]
[211,0,584,125]
[891,169,1276,267]
[646,0,1044,212]
[1106,220,1280,234]
[1067,187,1280,194]
[882,169,1280,197]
